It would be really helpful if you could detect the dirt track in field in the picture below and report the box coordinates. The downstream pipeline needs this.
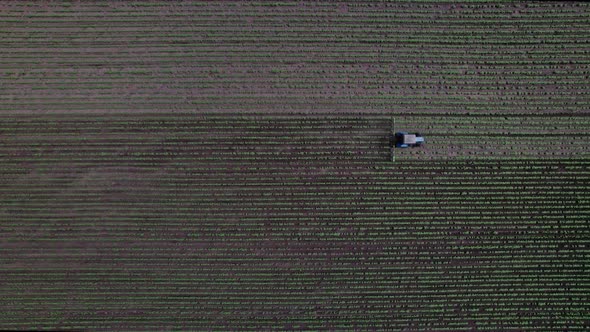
[1,2,590,331]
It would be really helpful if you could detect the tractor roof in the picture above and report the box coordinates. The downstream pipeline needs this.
[403,134,417,144]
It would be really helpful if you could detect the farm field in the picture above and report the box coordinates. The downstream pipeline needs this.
[1,1,590,331]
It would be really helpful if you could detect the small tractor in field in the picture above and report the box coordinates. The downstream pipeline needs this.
[389,118,424,162]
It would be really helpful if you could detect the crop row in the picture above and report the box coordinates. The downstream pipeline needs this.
[4,116,587,129]
[3,46,588,53]
[0,3,584,13]
[2,67,586,76]
[2,16,587,26]
[3,54,589,63]
[3,100,587,111]
[3,13,587,22]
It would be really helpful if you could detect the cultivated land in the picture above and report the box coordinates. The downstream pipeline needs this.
[1,1,589,331]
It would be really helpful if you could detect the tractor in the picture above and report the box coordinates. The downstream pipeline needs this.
[389,118,425,162]
[391,132,425,148]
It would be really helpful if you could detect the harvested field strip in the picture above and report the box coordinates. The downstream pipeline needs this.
[3,115,589,161]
